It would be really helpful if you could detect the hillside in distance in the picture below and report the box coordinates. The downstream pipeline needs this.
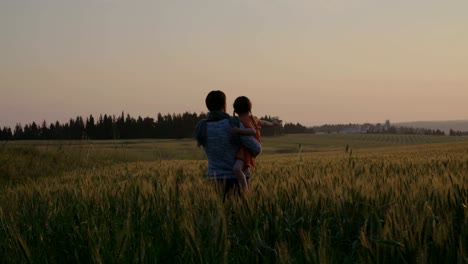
[394,120,468,133]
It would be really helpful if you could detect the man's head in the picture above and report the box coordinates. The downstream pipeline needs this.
[205,90,226,112]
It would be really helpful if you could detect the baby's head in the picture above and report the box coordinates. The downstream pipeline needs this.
[233,96,252,115]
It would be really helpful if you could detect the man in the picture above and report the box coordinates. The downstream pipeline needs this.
[195,90,261,198]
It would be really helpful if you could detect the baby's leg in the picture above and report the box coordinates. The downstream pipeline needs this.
[233,159,248,192]
[233,159,244,174]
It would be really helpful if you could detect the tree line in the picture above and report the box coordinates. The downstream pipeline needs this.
[0,113,290,140]
[449,129,468,136]
[312,123,450,136]
[2,114,465,141]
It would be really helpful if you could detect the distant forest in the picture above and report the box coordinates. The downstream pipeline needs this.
[0,112,286,140]
[311,122,468,136]
[1,113,467,141]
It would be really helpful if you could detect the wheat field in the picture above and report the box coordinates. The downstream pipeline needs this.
[0,135,467,263]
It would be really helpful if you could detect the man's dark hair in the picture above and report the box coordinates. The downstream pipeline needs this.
[233,96,252,115]
[205,90,226,112]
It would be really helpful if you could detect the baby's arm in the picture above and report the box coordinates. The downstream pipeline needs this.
[231,126,256,135]
[259,119,281,127]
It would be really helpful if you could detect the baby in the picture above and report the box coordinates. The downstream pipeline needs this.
[231,96,280,191]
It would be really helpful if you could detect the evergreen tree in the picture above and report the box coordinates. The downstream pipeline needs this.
[0,127,13,140]
[86,115,96,139]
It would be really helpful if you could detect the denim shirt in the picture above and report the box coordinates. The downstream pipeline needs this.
[197,118,261,179]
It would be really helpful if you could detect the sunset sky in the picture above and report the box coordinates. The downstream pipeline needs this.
[1,0,467,127]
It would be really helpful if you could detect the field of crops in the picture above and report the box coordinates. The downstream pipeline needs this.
[4,133,468,161]
[0,134,467,263]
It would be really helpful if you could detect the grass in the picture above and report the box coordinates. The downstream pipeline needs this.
[261,133,468,154]
[5,133,468,161]
[0,134,467,263]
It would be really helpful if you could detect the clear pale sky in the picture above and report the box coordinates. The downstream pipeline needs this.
[1,0,467,127]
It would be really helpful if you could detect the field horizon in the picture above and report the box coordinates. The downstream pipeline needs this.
[393,120,468,134]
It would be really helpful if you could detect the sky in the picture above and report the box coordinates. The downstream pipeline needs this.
[1,0,467,127]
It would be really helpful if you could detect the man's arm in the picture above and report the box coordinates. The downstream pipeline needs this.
[259,119,281,127]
